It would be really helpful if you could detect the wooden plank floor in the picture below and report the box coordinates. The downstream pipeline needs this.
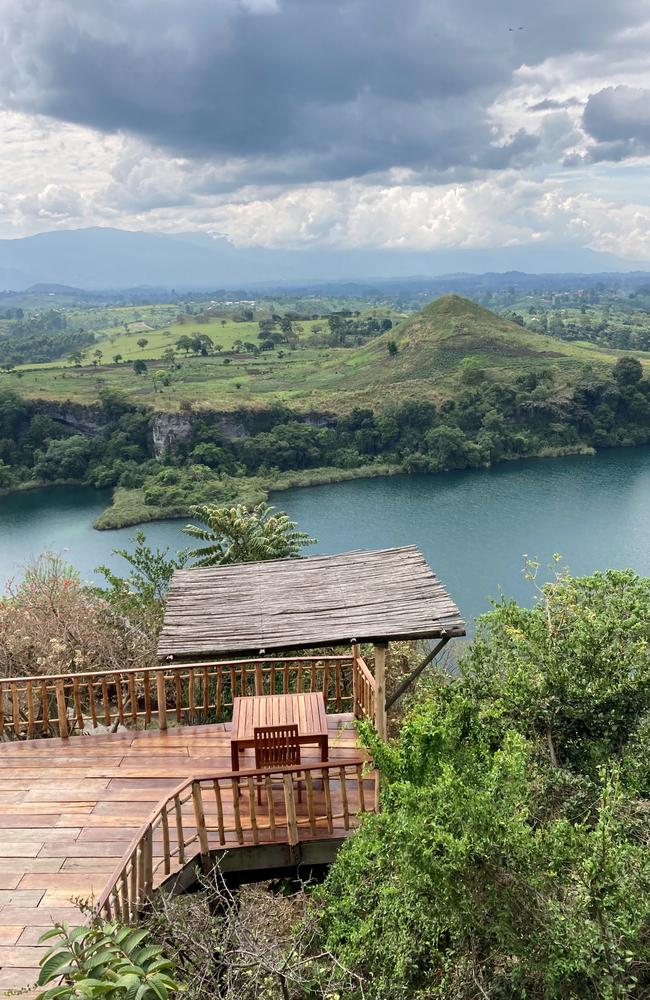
[0,715,363,996]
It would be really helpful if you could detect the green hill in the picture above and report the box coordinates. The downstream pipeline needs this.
[9,294,648,415]
[338,294,630,396]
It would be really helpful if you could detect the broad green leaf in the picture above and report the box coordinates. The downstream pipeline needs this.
[38,951,76,986]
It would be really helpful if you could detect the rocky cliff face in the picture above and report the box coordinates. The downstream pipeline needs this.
[31,400,107,436]
[29,399,337,458]
[151,412,194,457]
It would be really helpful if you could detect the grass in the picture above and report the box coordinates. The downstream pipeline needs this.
[4,295,649,418]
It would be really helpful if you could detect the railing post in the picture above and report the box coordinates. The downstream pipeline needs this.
[192,781,210,868]
[283,773,299,847]
[351,643,360,719]
[373,643,387,739]
[156,671,168,731]
[55,681,69,739]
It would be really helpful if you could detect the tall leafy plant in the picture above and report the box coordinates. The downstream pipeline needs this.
[183,502,315,566]
[36,922,182,1000]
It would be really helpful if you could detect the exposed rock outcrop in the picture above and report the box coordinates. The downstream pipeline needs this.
[151,412,194,457]
[31,400,107,436]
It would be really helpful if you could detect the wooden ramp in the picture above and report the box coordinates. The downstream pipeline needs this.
[0,716,366,996]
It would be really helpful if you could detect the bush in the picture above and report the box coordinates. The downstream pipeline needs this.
[36,921,181,1000]
[318,570,650,999]
[0,553,156,679]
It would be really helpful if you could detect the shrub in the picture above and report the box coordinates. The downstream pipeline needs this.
[36,921,181,1000]
[318,570,650,999]
[0,553,155,679]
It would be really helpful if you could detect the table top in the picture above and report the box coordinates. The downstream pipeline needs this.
[231,692,328,742]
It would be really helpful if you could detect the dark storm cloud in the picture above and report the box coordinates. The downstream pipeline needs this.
[583,86,650,161]
[0,0,648,184]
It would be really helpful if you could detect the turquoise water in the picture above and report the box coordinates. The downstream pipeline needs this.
[0,447,648,625]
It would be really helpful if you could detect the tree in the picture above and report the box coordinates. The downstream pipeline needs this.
[614,356,643,388]
[136,338,149,350]
[34,435,95,480]
[112,353,122,365]
[176,335,193,355]
[133,359,147,375]
[183,502,316,566]
[387,340,398,356]
[189,333,212,355]
[152,369,171,392]
[460,355,487,385]
[462,565,650,776]
[97,529,188,605]
[319,569,650,999]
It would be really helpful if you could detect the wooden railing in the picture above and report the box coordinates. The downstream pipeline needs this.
[0,656,354,740]
[96,757,375,924]
[352,652,376,724]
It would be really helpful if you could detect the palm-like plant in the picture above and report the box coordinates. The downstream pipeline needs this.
[183,502,315,566]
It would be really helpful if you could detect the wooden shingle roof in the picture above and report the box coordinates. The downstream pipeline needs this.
[157,545,465,660]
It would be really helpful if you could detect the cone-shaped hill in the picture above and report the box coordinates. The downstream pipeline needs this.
[328,294,630,403]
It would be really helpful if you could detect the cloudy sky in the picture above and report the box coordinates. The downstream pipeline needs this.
[1,0,650,258]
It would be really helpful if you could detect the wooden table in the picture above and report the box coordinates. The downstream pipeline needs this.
[230,692,328,771]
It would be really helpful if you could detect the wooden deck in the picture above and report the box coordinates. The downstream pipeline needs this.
[0,714,366,996]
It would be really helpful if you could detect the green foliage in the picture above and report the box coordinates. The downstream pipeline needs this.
[36,921,181,1000]
[97,530,188,604]
[183,501,315,566]
[35,435,98,481]
[614,356,643,387]
[318,570,650,999]
[463,565,650,782]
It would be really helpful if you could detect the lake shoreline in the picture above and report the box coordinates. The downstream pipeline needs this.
[1,443,598,530]
[93,443,597,530]
[1,446,648,620]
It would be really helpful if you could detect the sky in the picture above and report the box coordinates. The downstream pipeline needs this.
[1,0,650,258]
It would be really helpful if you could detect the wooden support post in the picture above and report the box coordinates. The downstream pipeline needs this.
[351,642,360,719]
[373,643,387,739]
[283,773,299,847]
[55,681,69,739]
[192,781,210,868]
[156,671,168,731]
[385,636,450,711]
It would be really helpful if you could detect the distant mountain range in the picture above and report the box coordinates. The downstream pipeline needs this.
[0,227,648,291]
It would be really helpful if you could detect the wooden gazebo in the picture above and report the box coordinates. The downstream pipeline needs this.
[158,544,466,736]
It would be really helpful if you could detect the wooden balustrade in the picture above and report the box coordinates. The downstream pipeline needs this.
[352,652,376,723]
[96,756,375,924]
[0,656,354,740]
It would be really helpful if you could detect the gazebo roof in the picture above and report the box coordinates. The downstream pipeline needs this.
[157,545,465,660]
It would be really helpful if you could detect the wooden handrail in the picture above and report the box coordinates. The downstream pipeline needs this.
[352,653,376,723]
[0,655,355,740]
[0,655,353,687]
[96,756,375,923]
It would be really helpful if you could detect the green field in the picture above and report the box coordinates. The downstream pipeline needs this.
[4,295,649,416]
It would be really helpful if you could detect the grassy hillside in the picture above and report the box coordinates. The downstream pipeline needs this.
[348,294,635,386]
[7,294,647,415]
